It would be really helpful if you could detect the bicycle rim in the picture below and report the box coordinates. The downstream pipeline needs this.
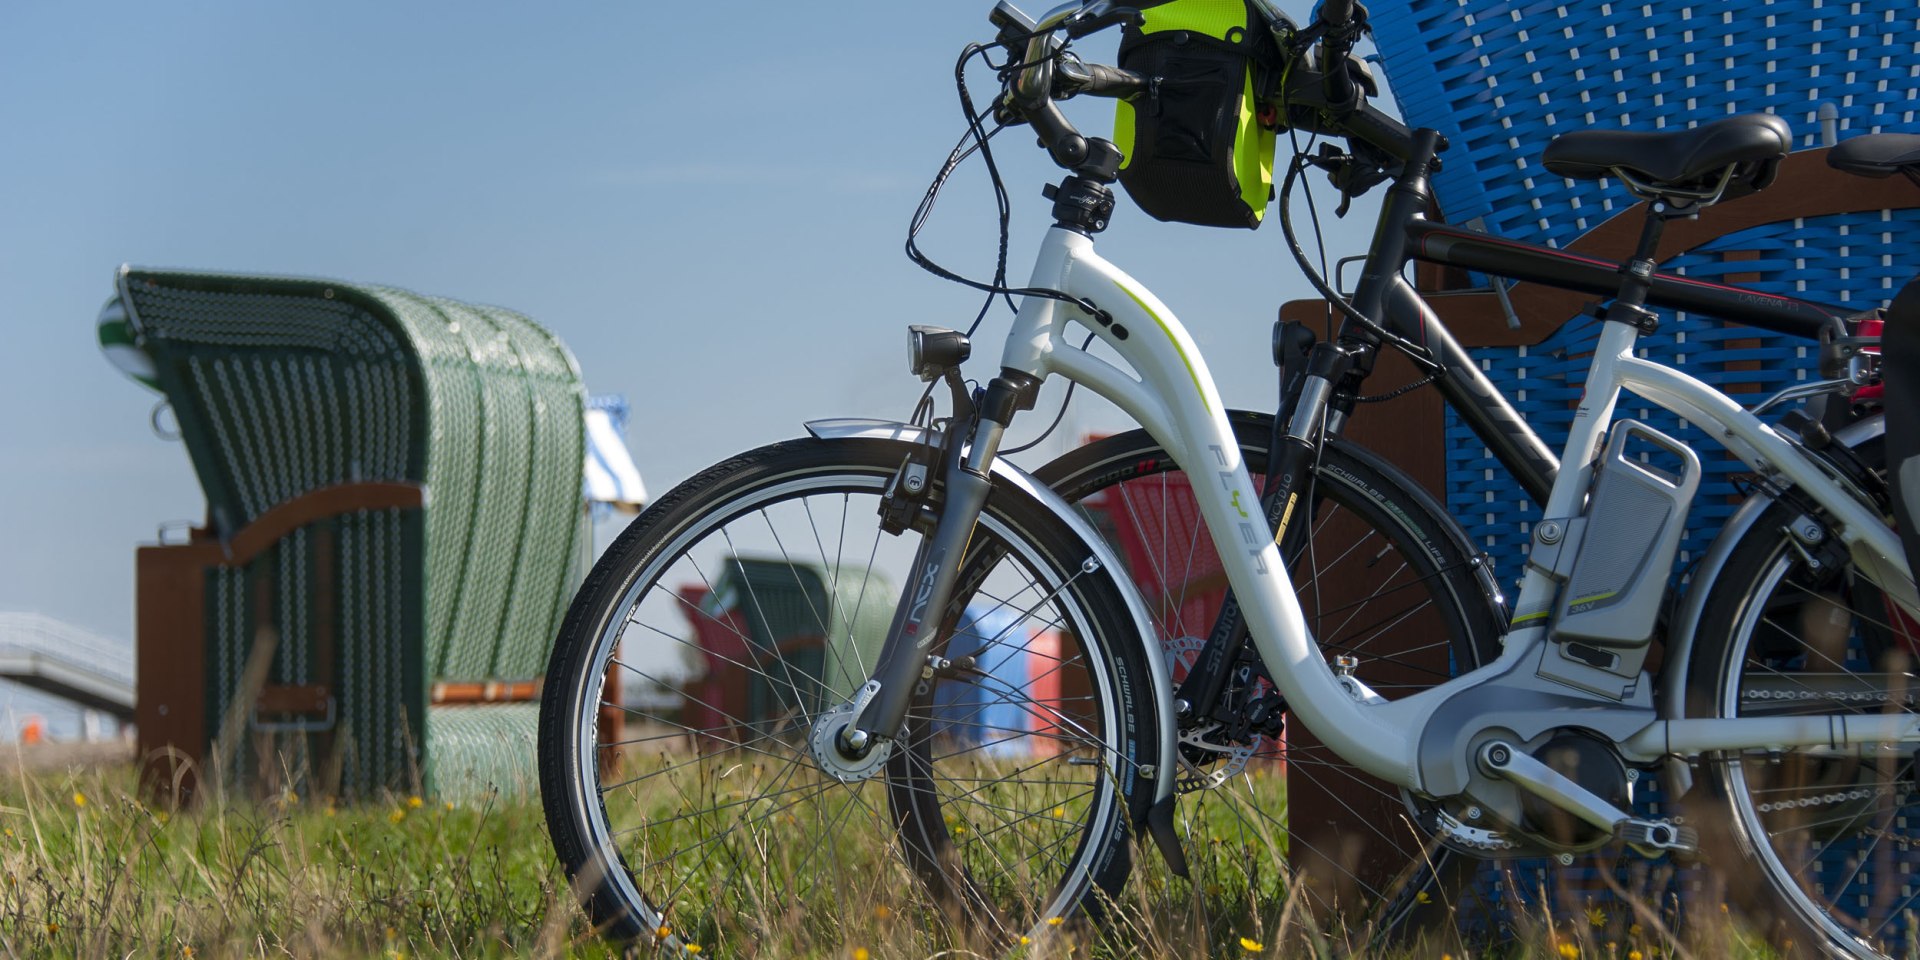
[1710,530,1920,957]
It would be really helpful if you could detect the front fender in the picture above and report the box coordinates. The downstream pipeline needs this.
[804,418,1179,809]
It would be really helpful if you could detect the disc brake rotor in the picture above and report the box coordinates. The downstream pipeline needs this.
[1163,634,1262,793]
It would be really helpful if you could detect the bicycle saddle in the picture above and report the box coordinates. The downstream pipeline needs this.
[1542,113,1792,203]
[1828,132,1920,178]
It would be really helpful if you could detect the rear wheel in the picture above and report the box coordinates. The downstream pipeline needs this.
[538,436,1160,955]
[1033,412,1507,937]
[1689,428,1920,957]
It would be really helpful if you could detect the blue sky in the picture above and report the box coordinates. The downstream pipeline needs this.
[0,2,1391,648]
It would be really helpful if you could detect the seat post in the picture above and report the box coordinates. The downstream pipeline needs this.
[1603,203,1674,333]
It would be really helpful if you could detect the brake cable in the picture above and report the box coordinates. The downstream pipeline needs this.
[1277,152,1446,380]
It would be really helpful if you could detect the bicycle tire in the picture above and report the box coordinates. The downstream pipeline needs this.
[538,435,1161,954]
[1032,411,1507,937]
[1686,425,1920,957]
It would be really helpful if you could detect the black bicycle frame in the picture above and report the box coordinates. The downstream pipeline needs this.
[1338,170,1852,505]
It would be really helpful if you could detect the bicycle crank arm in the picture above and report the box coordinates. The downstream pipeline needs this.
[1478,741,1697,857]
[1479,740,1628,838]
[1622,714,1920,762]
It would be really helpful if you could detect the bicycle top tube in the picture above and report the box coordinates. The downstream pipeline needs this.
[1405,219,1848,341]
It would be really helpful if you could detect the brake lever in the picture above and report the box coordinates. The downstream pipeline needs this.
[1306,143,1392,217]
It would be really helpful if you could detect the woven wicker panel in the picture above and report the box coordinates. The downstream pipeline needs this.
[121,269,583,797]
[357,287,585,683]
[197,510,422,797]
[423,702,540,801]
[1369,0,1920,248]
[125,281,415,533]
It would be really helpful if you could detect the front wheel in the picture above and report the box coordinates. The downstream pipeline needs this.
[538,436,1161,955]
[1688,426,1920,957]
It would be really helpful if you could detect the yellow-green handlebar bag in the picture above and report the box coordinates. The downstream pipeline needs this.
[1114,0,1279,229]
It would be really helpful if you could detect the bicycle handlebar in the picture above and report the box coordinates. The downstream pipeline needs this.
[991,0,1421,173]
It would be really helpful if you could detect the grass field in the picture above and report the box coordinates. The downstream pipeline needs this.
[1,746,1781,959]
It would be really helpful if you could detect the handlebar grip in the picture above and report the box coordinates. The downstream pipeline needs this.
[1057,60,1149,99]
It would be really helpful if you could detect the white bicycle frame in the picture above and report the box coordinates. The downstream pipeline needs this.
[1000,221,1920,796]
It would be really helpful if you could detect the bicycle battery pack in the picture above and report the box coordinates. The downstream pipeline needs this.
[1113,0,1279,229]
[1553,421,1701,648]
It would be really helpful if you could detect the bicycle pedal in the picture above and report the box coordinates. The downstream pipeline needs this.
[1617,817,1697,860]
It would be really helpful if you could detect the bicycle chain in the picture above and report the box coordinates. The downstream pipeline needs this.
[1754,786,1910,814]
[1742,687,1920,706]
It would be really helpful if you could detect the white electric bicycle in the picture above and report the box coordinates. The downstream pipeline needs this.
[539,2,1920,956]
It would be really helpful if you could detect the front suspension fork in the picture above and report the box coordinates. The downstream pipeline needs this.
[842,373,1036,754]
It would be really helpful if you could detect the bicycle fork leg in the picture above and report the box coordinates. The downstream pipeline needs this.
[841,375,1030,755]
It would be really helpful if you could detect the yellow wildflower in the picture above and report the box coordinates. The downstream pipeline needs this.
[1240,936,1263,952]
[407,795,423,809]
[1020,935,1032,946]
[389,809,407,824]
[1629,951,1644,960]
[1415,890,1431,904]
[873,905,892,920]
[71,792,86,808]
[1557,942,1579,959]
[1052,806,1065,818]
[853,949,870,960]
[684,945,702,955]
[1587,905,1607,927]
[1047,917,1064,927]
[657,926,672,939]
[46,922,58,935]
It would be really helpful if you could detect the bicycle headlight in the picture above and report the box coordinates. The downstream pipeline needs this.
[908,325,971,382]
